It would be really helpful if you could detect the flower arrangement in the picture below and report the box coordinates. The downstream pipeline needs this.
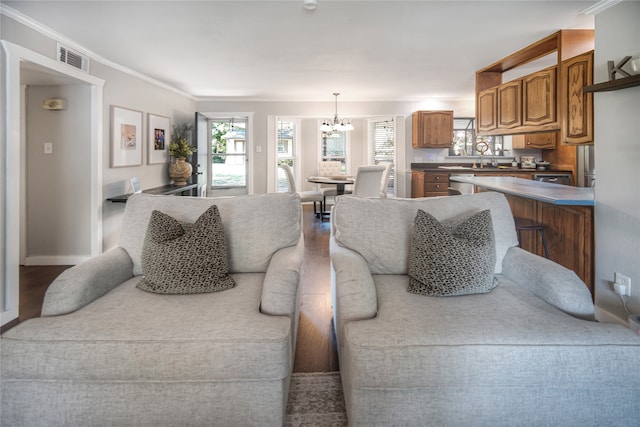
[169,122,196,159]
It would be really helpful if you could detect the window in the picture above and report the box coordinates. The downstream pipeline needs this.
[321,130,348,174]
[276,118,298,192]
[209,118,247,188]
[452,118,503,156]
[369,117,395,196]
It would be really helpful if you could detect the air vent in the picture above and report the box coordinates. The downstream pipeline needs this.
[57,43,90,72]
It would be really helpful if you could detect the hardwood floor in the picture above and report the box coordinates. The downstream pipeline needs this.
[9,204,338,373]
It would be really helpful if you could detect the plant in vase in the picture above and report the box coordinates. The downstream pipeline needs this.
[168,123,196,186]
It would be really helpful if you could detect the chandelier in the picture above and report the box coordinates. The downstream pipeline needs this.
[320,93,354,133]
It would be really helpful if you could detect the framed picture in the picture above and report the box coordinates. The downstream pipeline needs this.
[147,113,170,164]
[111,106,143,168]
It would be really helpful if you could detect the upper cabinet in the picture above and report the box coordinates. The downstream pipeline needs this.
[477,88,498,132]
[522,67,557,127]
[497,80,522,129]
[412,110,454,148]
[512,132,557,149]
[476,30,594,144]
[560,51,594,145]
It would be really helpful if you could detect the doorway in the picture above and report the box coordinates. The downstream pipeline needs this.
[1,41,104,326]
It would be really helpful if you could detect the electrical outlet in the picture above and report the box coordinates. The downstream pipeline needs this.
[614,272,631,296]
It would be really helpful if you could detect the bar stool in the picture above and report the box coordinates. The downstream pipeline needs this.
[514,217,550,259]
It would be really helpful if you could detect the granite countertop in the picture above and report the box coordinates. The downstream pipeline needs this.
[449,176,595,206]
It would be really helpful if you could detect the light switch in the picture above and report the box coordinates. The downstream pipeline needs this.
[255,145,262,153]
[44,142,53,154]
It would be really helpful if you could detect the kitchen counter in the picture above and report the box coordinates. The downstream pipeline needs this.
[449,175,594,296]
[411,163,571,174]
[449,175,594,206]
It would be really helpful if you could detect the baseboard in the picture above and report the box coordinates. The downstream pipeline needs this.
[24,255,88,266]
[595,305,628,325]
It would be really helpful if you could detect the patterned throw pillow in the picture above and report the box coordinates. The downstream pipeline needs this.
[137,205,236,294]
[408,209,496,297]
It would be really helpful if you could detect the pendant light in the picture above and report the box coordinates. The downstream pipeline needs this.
[320,93,354,132]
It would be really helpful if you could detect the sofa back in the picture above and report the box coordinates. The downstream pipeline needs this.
[332,192,518,274]
[120,193,302,275]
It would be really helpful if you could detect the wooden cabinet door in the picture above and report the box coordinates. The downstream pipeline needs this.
[412,111,453,148]
[511,132,557,149]
[477,88,497,132]
[561,51,593,145]
[523,67,557,127]
[411,172,425,198]
[497,80,522,129]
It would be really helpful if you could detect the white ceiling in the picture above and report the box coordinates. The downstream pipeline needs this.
[3,1,598,102]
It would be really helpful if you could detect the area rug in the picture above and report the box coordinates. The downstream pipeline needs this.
[285,372,348,426]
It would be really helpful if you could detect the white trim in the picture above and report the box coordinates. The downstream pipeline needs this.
[198,112,254,196]
[1,40,104,326]
[267,116,277,193]
[24,256,91,266]
[1,4,195,101]
[580,0,623,15]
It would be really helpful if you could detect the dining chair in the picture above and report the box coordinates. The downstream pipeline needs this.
[279,163,324,217]
[352,165,386,198]
[318,161,351,206]
[378,162,394,197]
[198,183,207,197]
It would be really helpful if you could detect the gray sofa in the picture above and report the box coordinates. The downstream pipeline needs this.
[330,192,640,426]
[1,193,304,426]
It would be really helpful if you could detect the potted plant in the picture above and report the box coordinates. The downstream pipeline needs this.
[168,122,196,186]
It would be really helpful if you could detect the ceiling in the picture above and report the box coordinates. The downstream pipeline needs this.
[3,1,598,102]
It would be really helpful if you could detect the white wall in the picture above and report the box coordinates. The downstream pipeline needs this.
[25,85,92,261]
[96,60,196,250]
[593,1,640,323]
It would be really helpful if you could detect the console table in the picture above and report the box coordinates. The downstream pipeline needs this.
[107,183,198,203]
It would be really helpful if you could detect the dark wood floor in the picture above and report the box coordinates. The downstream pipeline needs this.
[10,204,338,373]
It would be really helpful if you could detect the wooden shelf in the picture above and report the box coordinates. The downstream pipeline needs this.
[583,74,640,93]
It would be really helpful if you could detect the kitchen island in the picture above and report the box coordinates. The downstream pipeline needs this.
[450,175,594,297]
[449,175,594,206]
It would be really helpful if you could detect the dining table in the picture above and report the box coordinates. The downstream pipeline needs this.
[306,175,355,195]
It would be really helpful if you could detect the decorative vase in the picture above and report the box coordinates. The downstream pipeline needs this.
[168,158,192,186]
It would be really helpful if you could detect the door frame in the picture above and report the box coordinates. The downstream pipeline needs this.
[198,112,253,196]
[1,41,105,326]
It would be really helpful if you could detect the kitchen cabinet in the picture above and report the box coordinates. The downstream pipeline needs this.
[477,88,497,132]
[522,67,557,127]
[476,30,594,137]
[411,171,449,197]
[497,80,522,129]
[412,111,454,148]
[511,132,557,149]
[560,50,593,145]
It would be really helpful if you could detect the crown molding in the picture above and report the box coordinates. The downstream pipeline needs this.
[580,0,623,15]
[1,4,195,100]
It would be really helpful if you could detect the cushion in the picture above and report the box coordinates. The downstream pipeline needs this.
[407,209,496,296]
[137,205,236,294]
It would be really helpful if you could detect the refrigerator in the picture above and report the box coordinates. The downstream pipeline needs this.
[577,145,595,187]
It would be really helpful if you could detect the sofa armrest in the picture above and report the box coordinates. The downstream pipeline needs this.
[41,248,134,317]
[330,238,378,334]
[501,246,594,321]
[260,236,304,318]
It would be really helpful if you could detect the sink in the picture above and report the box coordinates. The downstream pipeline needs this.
[438,166,473,170]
